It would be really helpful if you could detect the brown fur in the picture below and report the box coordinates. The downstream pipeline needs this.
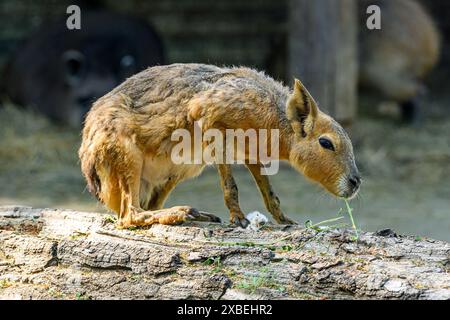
[360,0,440,102]
[79,63,360,228]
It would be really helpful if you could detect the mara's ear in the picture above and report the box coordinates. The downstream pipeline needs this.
[286,78,319,137]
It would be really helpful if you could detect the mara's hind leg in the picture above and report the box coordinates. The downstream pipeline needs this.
[108,144,220,228]
[133,206,221,226]
[139,177,221,224]
[110,138,144,228]
[246,164,296,225]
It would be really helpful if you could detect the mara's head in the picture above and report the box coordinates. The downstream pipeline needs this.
[286,79,361,199]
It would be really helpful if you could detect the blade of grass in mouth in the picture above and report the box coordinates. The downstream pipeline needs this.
[344,199,359,240]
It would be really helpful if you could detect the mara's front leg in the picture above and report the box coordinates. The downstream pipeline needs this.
[246,163,297,225]
[216,164,249,228]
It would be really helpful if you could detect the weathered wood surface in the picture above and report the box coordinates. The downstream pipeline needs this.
[0,206,449,300]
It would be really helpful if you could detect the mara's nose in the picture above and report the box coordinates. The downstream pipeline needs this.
[349,175,361,190]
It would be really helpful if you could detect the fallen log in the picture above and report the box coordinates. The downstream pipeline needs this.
[0,206,449,300]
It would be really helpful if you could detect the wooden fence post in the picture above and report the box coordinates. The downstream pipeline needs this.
[288,0,358,124]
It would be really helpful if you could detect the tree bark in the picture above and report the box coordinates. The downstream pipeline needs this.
[0,206,449,300]
[288,0,358,124]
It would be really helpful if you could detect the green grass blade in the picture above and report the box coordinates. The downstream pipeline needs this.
[344,199,359,240]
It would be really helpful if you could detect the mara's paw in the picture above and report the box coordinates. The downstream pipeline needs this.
[197,211,222,223]
[230,215,250,229]
[139,206,198,226]
[131,206,221,226]
[171,206,221,224]
[169,206,200,223]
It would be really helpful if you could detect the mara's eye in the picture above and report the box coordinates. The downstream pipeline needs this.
[319,137,335,151]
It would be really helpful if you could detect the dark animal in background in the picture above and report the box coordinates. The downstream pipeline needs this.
[2,11,165,127]
[359,0,440,123]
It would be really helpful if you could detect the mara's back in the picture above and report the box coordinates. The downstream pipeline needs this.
[101,63,288,112]
[107,64,224,106]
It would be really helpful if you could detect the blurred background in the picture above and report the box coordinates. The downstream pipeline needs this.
[0,0,448,240]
